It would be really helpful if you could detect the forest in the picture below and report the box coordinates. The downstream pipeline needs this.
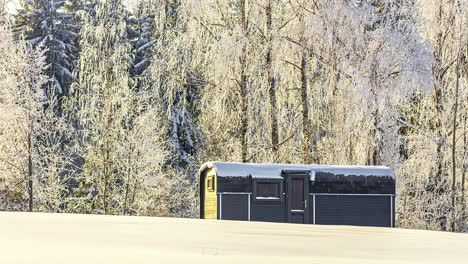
[0,0,466,232]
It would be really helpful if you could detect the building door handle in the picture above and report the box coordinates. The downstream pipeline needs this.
[304,199,307,208]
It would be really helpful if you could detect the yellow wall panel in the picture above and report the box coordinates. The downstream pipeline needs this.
[203,169,217,219]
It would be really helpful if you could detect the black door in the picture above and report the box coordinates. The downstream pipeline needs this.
[285,171,309,224]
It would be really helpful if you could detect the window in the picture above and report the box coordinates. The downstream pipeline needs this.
[206,176,214,192]
[255,181,281,200]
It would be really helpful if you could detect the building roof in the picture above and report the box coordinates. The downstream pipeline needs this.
[199,161,395,180]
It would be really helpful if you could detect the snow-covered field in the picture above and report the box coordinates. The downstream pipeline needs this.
[0,212,466,264]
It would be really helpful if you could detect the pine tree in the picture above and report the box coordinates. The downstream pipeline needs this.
[64,0,95,18]
[15,0,78,103]
[63,0,96,52]
[130,0,157,79]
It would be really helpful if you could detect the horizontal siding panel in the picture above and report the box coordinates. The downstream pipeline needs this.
[220,194,249,221]
[251,202,285,223]
[218,177,252,193]
[311,174,395,194]
[309,196,314,224]
[315,195,391,227]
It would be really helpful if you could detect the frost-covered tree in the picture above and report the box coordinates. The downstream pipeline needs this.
[111,93,173,216]
[15,0,78,102]
[277,0,321,164]
[246,0,293,163]
[0,0,8,16]
[187,0,431,168]
[397,0,467,232]
[0,22,44,211]
[144,0,203,217]
[131,96,197,217]
[0,20,74,212]
[67,0,136,215]
[1,0,464,230]
[187,0,269,163]
[278,0,431,168]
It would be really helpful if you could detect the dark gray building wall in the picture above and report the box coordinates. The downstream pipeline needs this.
[218,177,252,193]
[213,172,395,227]
[392,196,395,227]
[219,194,249,221]
[314,195,392,227]
[217,194,220,219]
[309,196,314,224]
[250,201,285,223]
[310,174,395,194]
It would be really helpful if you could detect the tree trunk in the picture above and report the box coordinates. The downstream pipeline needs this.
[27,129,33,212]
[369,84,379,166]
[301,48,312,164]
[123,142,134,215]
[240,0,248,163]
[432,3,447,230]
[462,14,467,230]
[433,61,446,231]
[103,139,110,214]
[450,39,460,232]
[462,106,466,231]
[434,86,444,185]
[102,7,111,214]
[123,183,129,215]
[266,1,278,162]
[367,62,380,166]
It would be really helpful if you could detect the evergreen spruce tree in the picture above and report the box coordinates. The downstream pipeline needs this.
[63,0,96,53]
[15,0,78,104]
[130,0,157,79]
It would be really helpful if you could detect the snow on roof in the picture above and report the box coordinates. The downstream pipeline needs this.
[199,162,395,180]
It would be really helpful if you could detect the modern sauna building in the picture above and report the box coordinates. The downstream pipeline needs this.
[199,162,395,227]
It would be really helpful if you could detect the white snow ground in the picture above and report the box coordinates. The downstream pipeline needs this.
[0,212,466,264]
